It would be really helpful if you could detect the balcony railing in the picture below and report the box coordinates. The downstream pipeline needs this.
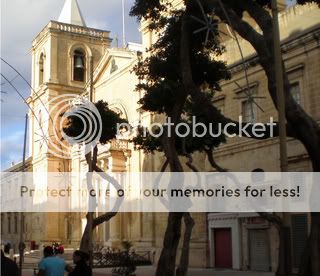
[33,21,111,46]
[50,21,110,39]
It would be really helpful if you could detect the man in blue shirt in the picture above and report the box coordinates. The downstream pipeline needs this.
[38,246,69,276]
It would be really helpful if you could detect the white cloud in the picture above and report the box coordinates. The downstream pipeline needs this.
[1,0,141,169]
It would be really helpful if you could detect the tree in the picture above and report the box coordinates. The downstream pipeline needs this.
[191,1,320,275]
[63,100,127,264]
[130,3,234,275]
[131,1,261,274]
[131,0,320,275]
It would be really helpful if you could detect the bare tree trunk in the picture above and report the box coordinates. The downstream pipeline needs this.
[156,11,191,271]
[79,162,121,254]
[156,134,185,276]
[80,212,94,252]
[79,149,95,266]
[80,146,119,258]
[92,212,117,229]
[156,213,184,276]
[79,212,117,252]
[176,213,195,276]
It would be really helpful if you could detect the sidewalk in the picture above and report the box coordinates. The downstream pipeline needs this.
[22,266,275,276]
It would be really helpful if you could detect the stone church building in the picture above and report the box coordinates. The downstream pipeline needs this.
[2,0,320,273]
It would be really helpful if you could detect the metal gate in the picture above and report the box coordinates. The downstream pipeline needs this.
[249,229,270,271]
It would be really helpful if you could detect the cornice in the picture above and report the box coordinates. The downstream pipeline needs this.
[228,26,320,76]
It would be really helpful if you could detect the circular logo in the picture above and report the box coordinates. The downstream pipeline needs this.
[45,94,102,159]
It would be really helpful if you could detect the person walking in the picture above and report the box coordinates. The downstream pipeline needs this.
[38,246,69,276]
[68,250,92,276]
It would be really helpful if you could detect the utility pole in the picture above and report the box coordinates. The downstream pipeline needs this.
[271,0,288,172]
[271,4,291,276]
[89,57,94,102]
[19,114,28,276]
[122,0,126,48]
[88,55,94,267]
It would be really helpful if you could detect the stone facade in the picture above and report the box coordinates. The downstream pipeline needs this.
[1,158,32,253]
[1,0,319,272]
[205,3,319,272]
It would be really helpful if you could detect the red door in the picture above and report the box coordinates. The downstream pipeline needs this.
[214,228,232,268]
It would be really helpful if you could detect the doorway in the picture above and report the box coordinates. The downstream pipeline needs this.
[249,229,270,271]
[214,228,232,268]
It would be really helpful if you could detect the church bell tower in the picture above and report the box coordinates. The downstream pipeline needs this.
[27,0,112,246]
[28,0,112,173]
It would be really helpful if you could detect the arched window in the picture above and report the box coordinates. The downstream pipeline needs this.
[39,53,44,85]
[73,49,85,82]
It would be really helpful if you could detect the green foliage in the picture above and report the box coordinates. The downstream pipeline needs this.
[63,100,128,145]
[132,96,227,155]
[130,0,320,156]
[131,0,230,155]
[131,126,163,153]
[130,0,320,157]
[130,0,165,20]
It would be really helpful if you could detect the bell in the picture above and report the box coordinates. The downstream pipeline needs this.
[74,56,84,69]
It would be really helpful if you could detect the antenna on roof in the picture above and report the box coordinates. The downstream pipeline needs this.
[122,0,126,48]
[115,34,119,48]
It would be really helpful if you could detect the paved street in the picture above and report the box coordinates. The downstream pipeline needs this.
[18,253,274,276]
[22,266,275,276]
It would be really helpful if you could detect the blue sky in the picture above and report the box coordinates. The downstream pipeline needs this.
[0,0,141,169]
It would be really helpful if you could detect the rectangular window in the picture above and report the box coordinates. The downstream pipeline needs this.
[290,82,301,105]
[236,85,258,123]
[242,99,257,123]
[8,215,11,234]
[14,215,18,234]
[22,214,25,233]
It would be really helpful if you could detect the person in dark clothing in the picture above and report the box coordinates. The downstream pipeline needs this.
[1,250,19,276]
[68,250,92,276]
[3,243,11,254]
